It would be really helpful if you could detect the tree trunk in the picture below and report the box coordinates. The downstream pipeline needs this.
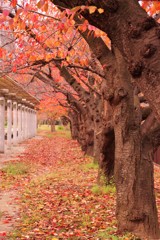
[113,48,159,239]
[97,126,115,184]
[69,111,79,140]
[51,120,55,132]
[79,112,94,156]
[93,97,115,183]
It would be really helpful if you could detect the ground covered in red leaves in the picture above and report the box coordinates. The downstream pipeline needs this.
[0,129,160,240]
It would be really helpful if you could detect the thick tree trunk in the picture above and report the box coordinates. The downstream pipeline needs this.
[79,112,94,156]
[114,121,159,239]
[93,97,115,182]
[69,111,79,140]
[97,126,115,184]
[113,48,159,239]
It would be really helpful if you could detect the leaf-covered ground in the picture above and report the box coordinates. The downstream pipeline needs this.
[0,128,160,240]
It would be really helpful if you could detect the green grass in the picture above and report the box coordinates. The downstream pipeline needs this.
[38,124,71,139]
[84,161,98,170]
[97,227,139,240]
[97,227,117,239]
[38,124,65,131]
[38,124,51,131]
[2,162,30,176]
[91,184,116,195]
[55,125,64,131]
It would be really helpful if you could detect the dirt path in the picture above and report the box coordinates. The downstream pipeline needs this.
[0,136,43,239]
[0,145,26,169]
[0,145,25,238]
[0,190,19,237]
[0,136,43,169]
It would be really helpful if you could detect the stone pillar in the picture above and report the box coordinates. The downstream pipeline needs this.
[24,106,28,139]
[27,107,30,139]
[7,99,12,147]
[21,105,25,140]
[33,110,37,136]
[32,110,34,137]
[30,109,34,137]
[28,108,32,138]
[13,101,18,144]
[35,110,37,135]
[18,104,22,142]
[0,97,5,153]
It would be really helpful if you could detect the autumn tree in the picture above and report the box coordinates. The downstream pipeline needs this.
[38,95,67,132]
[49,2,160,238]
[52,0,160,120]
[0,0,160,239]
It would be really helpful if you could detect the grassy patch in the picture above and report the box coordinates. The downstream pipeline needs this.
[55,125,64,131]
[97,227,118,240]
[38,124,51,131]
[38,124,71,139]
[91,184,116,195]
[2,162,30,176]
[84,161,99,171]
[97,227,138,240]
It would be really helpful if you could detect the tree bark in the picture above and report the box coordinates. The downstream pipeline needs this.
[51,119,56,132]
[69,111,79,140]
[113,48,159,239]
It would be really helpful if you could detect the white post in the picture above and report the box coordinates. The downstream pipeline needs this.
[27,108,30,139]
[21,105,25,140]
[34,110,37,136]
[7,99,12,147]
[30,109,33,137]
[18,104,22,142]
[13,101,18,144]
[24,106,28,139]
[0,97,5,153]
[28,108,31,138]
[35,111,37,135]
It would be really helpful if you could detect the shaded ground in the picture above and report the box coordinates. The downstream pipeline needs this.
[0,127,160,239]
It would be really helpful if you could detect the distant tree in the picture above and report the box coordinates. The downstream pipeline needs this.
[39,95,67,132]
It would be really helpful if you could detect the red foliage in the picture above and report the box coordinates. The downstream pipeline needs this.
[38,95,67,120]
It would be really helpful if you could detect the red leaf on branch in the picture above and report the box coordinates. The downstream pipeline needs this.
[10,0,17,7]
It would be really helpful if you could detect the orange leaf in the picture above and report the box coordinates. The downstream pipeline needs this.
[70,6,81,13]
[88,6,97,14]
[44,2,49,12]
[37,0,45,9]
[98,8,104,14]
